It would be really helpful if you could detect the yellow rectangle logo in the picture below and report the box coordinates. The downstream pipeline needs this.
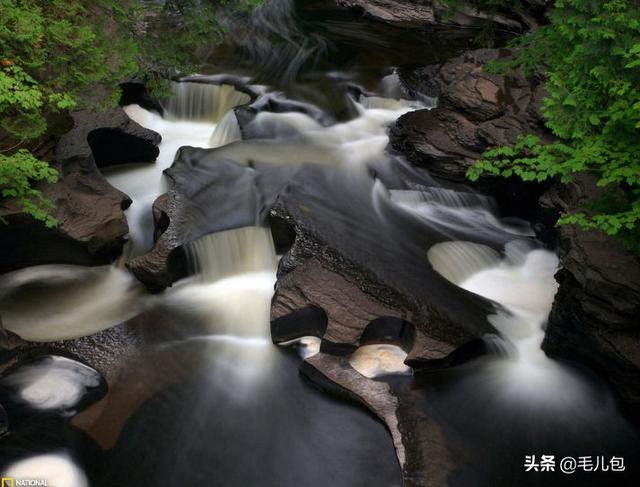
[1,478,15,487]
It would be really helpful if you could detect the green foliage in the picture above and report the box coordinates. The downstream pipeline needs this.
[467,0,640,242]
[0,0,260,226]
[0,150,58,227]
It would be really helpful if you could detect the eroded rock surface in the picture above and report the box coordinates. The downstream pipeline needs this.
[301,352,455,487]
[333,0,526,31]
[541,175,640,406]
[0,108,161,273]
[270,161,500,363]
[127,149,297,290]
[390,49,549,183]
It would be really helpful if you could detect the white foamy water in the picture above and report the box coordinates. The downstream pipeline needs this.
[4,454,88,487]
[105,82,252,256]
[1,356,100,411]
[208,96,423,169]
[162,227,278,391]
[105,105,216,256]
[429,240,559,358]
[426,239,594,404]
[0,265,145,341]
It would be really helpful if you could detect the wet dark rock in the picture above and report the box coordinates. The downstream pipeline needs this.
[301,352,455,487]
[271,161,500,363]
[128,149,297,290]
[333,0,528,32]
[120,81,165,115]
[391,49,549,180]
[389,48,551,219]
[0,108,161,274]
[57,107,161,169]
[541,175,640,407]
[235,93,335,140]
[178,74,260,100]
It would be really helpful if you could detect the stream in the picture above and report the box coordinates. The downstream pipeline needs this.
[0,1,638,486]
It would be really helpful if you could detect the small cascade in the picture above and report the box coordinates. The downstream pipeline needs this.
[162,82,252,123]
[357,94,425,111]
[426,239,593,403]
[209,109,242,147]
[208,93,423,169]
[389,185,535,240]
[163,227,277,342]
[107,105,216,255]
[457,241,560,362]
[186,226,277,285]
[163,227,278,392]
[427,241,502,285]
[390,187,496,210]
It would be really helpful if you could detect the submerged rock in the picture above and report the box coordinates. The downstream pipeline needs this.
[541,175,640,407]
[0,108,161,274]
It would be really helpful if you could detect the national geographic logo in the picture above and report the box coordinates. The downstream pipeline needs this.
[1,478,48,487]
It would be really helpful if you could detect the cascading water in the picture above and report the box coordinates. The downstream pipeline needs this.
[106,81,251,256]
[163,82,252,123]
[2,3,638,485]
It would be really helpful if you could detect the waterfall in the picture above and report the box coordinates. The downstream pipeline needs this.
[165,226,277,339]
[160,227,278,394]
[209,109,242,147]
[162,82,252,123]
[186,226,277,286]
[424,238,595,404]
[206,94,423,169]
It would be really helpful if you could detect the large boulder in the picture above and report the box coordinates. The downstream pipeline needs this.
[389,48,551,218]
[390,49,549,181]
[0,108,161,274]
[541,175,640,407]
[57,107,161,169]
[270,159,508,363]
[127,148,297,291]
